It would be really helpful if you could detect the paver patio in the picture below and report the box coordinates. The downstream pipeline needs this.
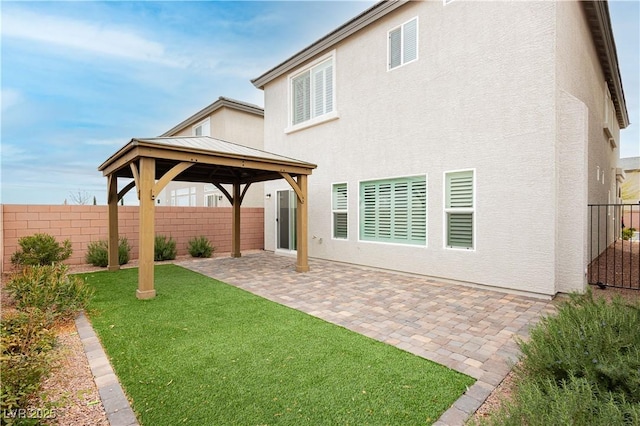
[180,251,556,424]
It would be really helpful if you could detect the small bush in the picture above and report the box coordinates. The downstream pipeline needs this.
[6,264,94,322]
[0,308,56,415]
[85,238,131,267]
[11,233,72,266]
[187,236,215,258]
[516,290,640,403]
[485,375,640,426]
[154,235,177,261]
[622,227,636,240]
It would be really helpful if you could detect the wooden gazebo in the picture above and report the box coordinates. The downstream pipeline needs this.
[98,136,317,299]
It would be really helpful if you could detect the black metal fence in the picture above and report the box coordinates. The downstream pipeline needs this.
[587,204,640,290]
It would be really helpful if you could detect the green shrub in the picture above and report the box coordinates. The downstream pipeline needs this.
[154,235,177,261]
[85,238,131,267]
[187,236,215,258]
[515,290,640,403]
[0,308,56,415]
[483,375,640,426]
[6,264,94,322]
[622,227,636,240]
[11,233,72,267]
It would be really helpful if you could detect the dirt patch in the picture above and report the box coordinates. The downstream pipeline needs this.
[588,240,640,289]
[1,276,108,425]
[38,323,109,425]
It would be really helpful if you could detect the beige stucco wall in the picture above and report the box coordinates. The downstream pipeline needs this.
[263,1,564,296]
[160,106,265,208]
[555,1,623,293]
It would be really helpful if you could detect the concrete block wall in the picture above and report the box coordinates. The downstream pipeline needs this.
[1,205,264,273]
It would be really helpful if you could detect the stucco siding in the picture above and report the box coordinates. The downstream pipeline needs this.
[555,0,621,280]
[555,90,589,293]
[264,1,559,296]
[160,106,265,208]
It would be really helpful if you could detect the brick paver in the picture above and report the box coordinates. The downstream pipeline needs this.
[182,252,556,425]
[76,313,139,426]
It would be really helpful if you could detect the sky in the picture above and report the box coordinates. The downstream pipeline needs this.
[1,0,638,205]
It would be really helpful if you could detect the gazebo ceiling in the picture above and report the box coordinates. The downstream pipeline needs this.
[98,136,317,184]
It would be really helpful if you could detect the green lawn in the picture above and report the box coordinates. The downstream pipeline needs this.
[82,265,474,425]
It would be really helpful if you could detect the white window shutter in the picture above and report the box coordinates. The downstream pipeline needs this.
[403,18,418,63]
[292,71,311,125]
[314,67,325,117]
[389,27,402,69]
[325,64,333,114]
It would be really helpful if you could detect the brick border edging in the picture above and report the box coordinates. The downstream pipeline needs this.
[75,312,139,426]
[433,380,494,425]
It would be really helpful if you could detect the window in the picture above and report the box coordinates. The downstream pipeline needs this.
[193,118,210,137]
[388,17,418,70]
[205,193,223,207]
[170,187,196,206]
[332,183,348,239]
[359,176,426,245]
[291,55,334,126]
[444,170,474,249]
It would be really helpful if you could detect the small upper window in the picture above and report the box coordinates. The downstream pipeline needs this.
[193,118,210,137]
[291,56,334,126]
[388,17,418,70]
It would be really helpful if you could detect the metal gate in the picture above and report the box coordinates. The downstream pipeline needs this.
[587,204,640,290]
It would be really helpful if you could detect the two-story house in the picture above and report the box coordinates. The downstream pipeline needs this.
[157,96,264,208]
[251,0,629,297]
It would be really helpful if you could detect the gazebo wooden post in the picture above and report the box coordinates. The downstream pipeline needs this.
[107,175,120,271]
[296,174,309,272]
[137,157,156,299]
[231,182,241,258]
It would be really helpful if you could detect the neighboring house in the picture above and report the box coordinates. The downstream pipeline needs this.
[620,156,640,204]
[251,0,629,297]
[157,96,264,207]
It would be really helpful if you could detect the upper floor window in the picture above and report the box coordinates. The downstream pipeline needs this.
[290,54,334,127]
[193,118,210,137]
[388,17,418,70]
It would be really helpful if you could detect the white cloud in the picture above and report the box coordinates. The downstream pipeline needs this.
[0,144,34,164]
[1,89,23,112]
[2,9,186,67]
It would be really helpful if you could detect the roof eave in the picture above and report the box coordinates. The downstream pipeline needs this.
[160,96,264,137]
[134,139,317,169]
[97,139,137,172]
[583,1,630,129]
[251,0,408,89]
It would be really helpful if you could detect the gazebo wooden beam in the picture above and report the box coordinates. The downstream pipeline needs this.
[231,183,241,258]
[101,146,312,178]
[295,174,309,273]
[117,181,136,201]
[137,157,156,300]
[107,175,119,272]
[152,162,194,199]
